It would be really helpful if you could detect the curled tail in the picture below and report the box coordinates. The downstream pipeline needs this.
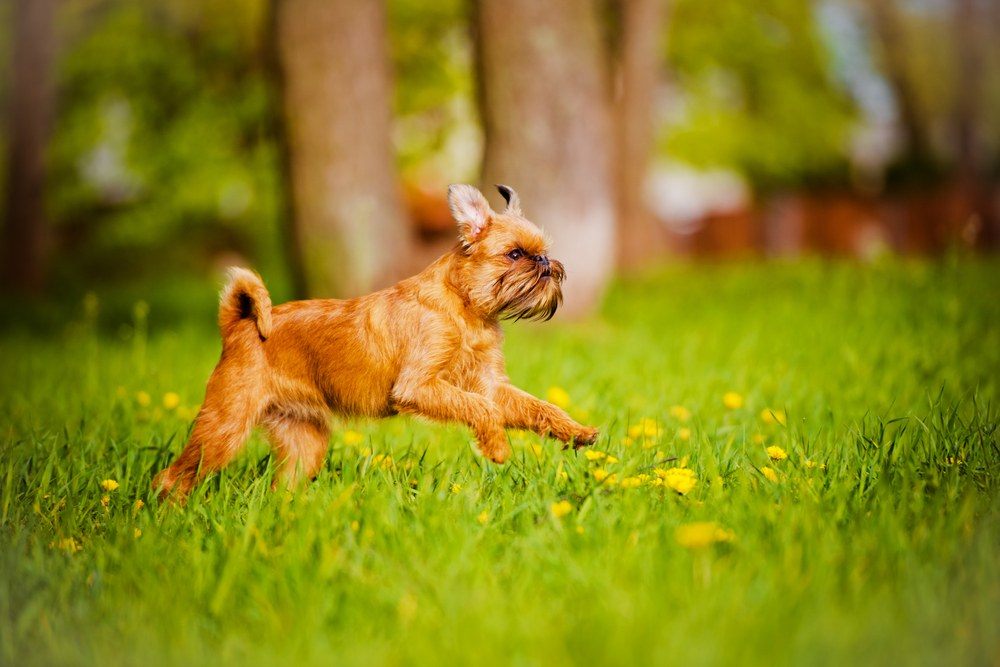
[219,267,272,340]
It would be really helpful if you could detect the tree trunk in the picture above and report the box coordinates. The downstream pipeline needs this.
[951,0,995,248]
[869,0,932,168]
[476,0,616,317]
[3,0,58,294]
[273,0,409,297]
[612,0,666,269]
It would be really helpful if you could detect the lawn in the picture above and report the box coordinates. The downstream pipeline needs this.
[1,259,998,666]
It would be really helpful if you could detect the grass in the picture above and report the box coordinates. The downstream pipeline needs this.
[1,258,998,666]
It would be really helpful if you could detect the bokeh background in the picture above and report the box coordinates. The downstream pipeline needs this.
[2,0,999,319]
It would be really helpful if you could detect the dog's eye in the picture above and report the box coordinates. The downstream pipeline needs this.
[506,249,524,261]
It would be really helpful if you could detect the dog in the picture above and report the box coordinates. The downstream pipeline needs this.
[153,184,599,500]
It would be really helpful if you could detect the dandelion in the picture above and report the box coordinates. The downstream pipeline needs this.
[678,427,691,442]
[550,500,573,518]
[476,510,489,525]
[766,445,788,461]
[450,483,462,494]
[547,386,571,409]
[584,450,606,462]
[100,479,119,492]
[591,468,617,485]
[135,391,151,407]
[675,522,734,549]
[100,495,110,508]
[52,537,82,553]
[162,392,181,410]
[134,499,145,511]
[628,418,659,439]
[760,408,787,426]
[669,405,692,422]
[620,476,643,489]
[761,466,779,482]
[371,454,393,469]
[605,455,620,464]
[557,470,569,482]
[530,443,544,459]
[343,430,364,446]
[656,467,697,495]
[723,392,743,410]
[622,436,634,447]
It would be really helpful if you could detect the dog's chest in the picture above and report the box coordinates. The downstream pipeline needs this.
[443,324,502,389]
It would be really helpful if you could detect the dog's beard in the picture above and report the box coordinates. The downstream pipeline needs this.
[491,260,565,322]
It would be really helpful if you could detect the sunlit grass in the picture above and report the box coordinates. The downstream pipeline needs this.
[1,259,998,665]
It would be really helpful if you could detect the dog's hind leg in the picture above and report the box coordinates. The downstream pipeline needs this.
[263,412,331,489]
[153,358,266,502]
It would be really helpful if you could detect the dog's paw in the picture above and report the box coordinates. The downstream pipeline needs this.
[572,426,599,449]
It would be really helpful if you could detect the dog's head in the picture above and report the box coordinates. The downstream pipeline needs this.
[448,184,564,321]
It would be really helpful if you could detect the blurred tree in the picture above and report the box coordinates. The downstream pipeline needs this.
[475,0,616,316]
[4,0,58,294]
[868,0,935,175]
[609,0,667,268]
[274,0,410,298]
[664,0,854,189]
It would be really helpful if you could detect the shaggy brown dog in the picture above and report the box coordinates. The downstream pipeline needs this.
[153,184,599,500]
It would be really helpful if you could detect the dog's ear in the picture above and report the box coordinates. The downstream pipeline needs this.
[495,184,522,217]
[448,184,493,244]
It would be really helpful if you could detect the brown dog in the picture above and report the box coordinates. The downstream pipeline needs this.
[153,184,599,500]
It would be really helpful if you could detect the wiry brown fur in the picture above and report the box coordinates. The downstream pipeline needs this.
[153,184,598,501]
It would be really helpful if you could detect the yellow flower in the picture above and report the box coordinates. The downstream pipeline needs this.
[343,430,364,446]
[575,525,585,535]
[550,500,573,518]
[621,436,634,447]
[162,392,181,410]
[135,391,151,407]
[657,467,697,495]
[133,499,144,511]
[557,470,569,482]
[591,468,617,485]
[584,450,606,462]
[100,479,119,492]
[620,476,643,489]
[761,466,779,482]
[766,445,788,461]
[530,443,544,459]
[133,528,142,539]
[100,495,110,508]
[52,537,82,553]
[760,408,787,426]
[678,427,691,442]
[547,386,571,409]
[605,455,620,464]
[450,483,462,494]
[371,454,393,469]
[723,392,743,410]
[669,405,692,422]
[627,418,659,439]
[675,522,734,549]
[476,510,489,525]
[350,520,360,532]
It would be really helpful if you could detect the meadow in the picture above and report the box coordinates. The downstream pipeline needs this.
[1,258,998,666]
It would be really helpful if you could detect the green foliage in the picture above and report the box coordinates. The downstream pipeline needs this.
[48,1,285,284]
[388,0,476,178]
[1,260,998,665]
[665,0,856,188]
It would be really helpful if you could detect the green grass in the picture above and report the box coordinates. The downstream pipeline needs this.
[1,259,999,666]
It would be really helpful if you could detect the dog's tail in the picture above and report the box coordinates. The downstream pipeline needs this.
[218,267,272,341]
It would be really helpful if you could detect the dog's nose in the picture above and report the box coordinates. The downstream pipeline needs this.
[536,255,551,276]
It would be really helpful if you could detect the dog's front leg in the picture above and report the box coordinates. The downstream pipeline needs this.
[393,379,511,463]
[494,383,598,449]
